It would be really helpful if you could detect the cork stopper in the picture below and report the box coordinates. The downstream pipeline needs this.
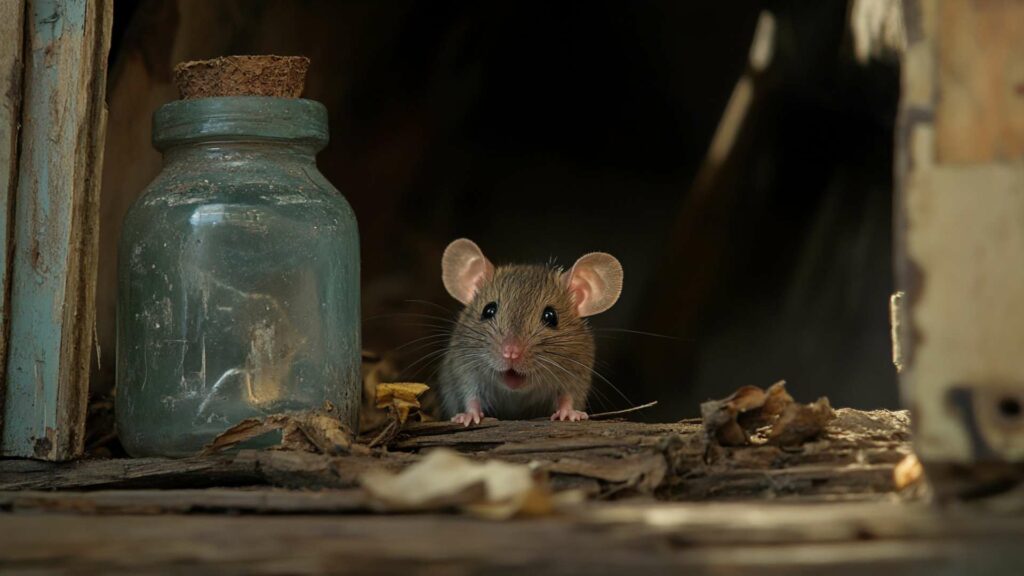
[173,55,310,100]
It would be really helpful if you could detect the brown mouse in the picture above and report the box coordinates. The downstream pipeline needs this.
[436,238,623,425]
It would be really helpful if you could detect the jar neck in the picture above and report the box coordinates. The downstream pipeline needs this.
[162,140,319,168]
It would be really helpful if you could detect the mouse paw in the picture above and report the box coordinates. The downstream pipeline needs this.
[550,408,589,422]
[451,410,484,427]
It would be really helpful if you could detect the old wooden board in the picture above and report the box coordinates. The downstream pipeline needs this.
[0,1,26,435]
[1,0,112,460]
[0,500,1022,575]
[0,487,369,515]
[0,409,913,499]
[895,0,1024,498]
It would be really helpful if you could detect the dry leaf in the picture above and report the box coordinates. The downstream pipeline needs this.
[767,397,834,446]
[361,449,557,519]
[201,404,361,456]
[701,380,834,448]
[360,351,400,433]
[365,381,431,447]
[202,415,291,455]
[375,382,431,425]
[701,384,772,446]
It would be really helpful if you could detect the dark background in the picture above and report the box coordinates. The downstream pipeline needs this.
[97,0,900,420]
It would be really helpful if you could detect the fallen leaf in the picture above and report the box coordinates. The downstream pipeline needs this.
[701,384,771,446]
[768,397,835,446]
[361,448,559,519]
[202,415,291,455]
[364,381,432,447]
[201,404,361,456]
[375,382,431,425]
[701,381,834,448]
[360,351,401,433]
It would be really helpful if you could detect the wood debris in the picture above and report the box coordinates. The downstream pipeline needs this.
[202,402,366,457]
[361,448,568,519]
[894,453,924,490]
[700,380,835,448]
[3,412,911,500]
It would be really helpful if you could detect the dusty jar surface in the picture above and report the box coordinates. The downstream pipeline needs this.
[116,96,360,457]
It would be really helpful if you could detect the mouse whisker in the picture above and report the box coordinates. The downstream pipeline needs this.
[386,322,456,333]
[401,299,456,314]
[542,350,631,405]
[533,360,564,390]
[364,312,463,327]
[393,341,451,361]
[398,347,455,377]
[533,355,576,384]
[592,327,685,341]
[532,355,610,411]
[391,334,455,352]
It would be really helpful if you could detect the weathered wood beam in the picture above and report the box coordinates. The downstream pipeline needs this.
[1,0,112,460]
[0,1,26,437]
[896,0,1024,497]
[0,410,913,500]
[0,488,370,515]
[1,500,1022,574]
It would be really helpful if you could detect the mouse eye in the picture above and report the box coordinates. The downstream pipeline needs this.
[481,301,498,321]
[541,306,558,328]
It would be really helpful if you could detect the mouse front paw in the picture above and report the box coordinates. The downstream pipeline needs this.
[451,409,485,427]
[550,408,589,422]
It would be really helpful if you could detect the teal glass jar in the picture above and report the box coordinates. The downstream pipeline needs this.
[116,96,360,457]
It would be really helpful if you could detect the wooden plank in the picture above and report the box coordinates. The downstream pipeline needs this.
[0,1,26,438]
[0,488,369,515]
[0,450,413,491]
[0,0,112,460]
[896,0,1024,496]
[0,502,1022,574]
[934,0,1024,163]
[0,410,913,499]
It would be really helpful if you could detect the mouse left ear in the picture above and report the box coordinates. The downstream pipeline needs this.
[563,252,623,317]
[442,238,495,305]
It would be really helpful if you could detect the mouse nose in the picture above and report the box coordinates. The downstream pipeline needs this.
[501,339,524,362]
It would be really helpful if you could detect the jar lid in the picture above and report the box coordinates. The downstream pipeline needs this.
[152,96,329,151]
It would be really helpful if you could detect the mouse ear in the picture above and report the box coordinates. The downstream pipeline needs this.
[442,238,495,305]
[563,252,623,317]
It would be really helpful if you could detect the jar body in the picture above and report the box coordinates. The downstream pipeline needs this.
[116,98,359,457]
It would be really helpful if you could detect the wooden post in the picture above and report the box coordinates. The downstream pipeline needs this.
[0,0,112,460]
[896,0,1024,497]
[0,1,27,437]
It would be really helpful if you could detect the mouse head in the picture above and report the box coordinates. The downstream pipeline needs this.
[441,238,623,391]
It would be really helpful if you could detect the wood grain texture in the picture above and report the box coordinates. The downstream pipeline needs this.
[0,0,26,438]
[1,413,995,574]
[1,0,112,460]
[0,409,913,500]
[0,488,369,515]
[897,0,1024,482]
[935,0,1024,163]
[0,501,1022,575]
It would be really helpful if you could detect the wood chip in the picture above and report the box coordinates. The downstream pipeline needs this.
[201,404,362,457]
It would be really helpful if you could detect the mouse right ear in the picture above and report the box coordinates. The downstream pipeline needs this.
[442,238,494,305]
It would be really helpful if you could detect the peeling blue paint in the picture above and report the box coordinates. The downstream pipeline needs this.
[2,0,93,459]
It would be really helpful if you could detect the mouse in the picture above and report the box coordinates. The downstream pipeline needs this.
[436,238,623,426]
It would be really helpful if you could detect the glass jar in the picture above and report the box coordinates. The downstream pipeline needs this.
[116,96,360,457]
